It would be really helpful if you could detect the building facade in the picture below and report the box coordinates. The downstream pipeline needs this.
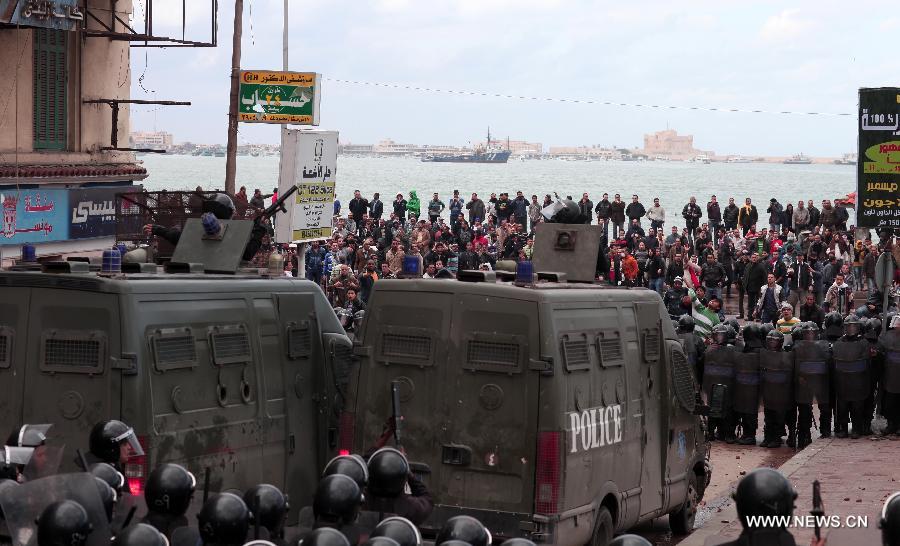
[0,0,145,263]
[130,131,174,151]
[642,129,714,159]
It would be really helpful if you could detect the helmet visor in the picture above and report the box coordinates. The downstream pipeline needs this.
[766,337,783,351]
[17,424,53,447]
[2,446,35,466]
[844,323,861,337]
[112,427,144,457]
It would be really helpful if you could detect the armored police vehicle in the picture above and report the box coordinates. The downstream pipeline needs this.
[0,217,353,524]
[348,223,710,546]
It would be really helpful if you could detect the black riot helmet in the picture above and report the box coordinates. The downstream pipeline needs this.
[800,321,820,341]
[145,463,196,516]
[302,527,351,546]
[323,454,369,490]
[37,500,93,546]
[367,447,410,498]
[115,523,169,546]
[711,324,729,346]
[243,484,289,538]
[371,517,423,546]
[547,199,583,224]
[765,329,785,351]
[726,317,741,334]
[435,516,492,546]
[196,493,250,546]
[866,317,883,342]
[90,462,126,496]
[312,474,363,526]
[824,312,844,340]
[363,538,400,546]
[758,321,774,337]
[742,323,763,350]
[202,193,236,220]
[677,314,695,334]
[89,420,144,465]
[733,468,797,529]
[93,476,117,523]
[498,540,536,546]
[608,535,652,546]
[7,424,52,447]
[880,491,900,546]
[843,314,864,339]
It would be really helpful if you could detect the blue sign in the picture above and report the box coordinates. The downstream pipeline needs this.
[69,186,140,240]
[1,189,69,244]
[0,1,83,30]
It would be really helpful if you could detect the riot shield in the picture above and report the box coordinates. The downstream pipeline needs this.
[0,473,111,546]
[170,525,202,546]
[21,445,65,481]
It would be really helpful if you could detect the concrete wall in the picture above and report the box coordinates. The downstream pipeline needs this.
[0,0,134,166]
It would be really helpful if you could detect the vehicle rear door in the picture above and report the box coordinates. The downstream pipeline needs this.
[0,286,29,430]
[634,302,665,517]
[273,292,327,517]
[441,293,540,516]
[22,289,121,461]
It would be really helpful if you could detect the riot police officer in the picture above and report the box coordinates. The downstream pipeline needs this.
[302,528,352,546]
[36,500,93,546]
[142,463,197,539]
[677,314,706,381]
[116,523,169,546]
[879,314,900,435]
[87,420,144,471]
[243,484,289,543]
[435,516,492,546]
[93,476,117,523]
[703,324,737,442]
[312,474,364,545]
[370,517,422,546]
[722,467,798,546]
[881,491,900,546]
[760,330,795,448]
[733,323,762,445]
[323,454,369,490]
[832,314,872,438]
[89,463,126,497]
[793,322,832,447]
[864,317,884,435]
[364,447,433,526]
[609,536,652,546]
[823,312,843,343]
[197,493,251,546]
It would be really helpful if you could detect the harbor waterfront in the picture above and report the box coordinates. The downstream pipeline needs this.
[140,154,858,227]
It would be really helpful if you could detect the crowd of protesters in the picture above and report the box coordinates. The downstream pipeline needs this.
[281,189,898,320]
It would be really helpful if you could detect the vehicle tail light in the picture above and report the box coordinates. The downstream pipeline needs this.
[123,435,149,496]
[535,431,561,515]
[338,411,355,454]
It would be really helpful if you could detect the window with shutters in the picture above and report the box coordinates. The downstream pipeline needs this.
[33,29,68,150]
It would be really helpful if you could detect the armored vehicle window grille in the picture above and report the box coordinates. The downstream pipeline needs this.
[382,334,432,362]
[287,323,312,359]
[671,349,696,412]
[0,328,10,368]
[598,336,623,367]
[151,329,197,371]
[40,330,106,373]
[642,329,661,362]
[210,326,252,365]
[562,337,590,371]
[465,340,521,373]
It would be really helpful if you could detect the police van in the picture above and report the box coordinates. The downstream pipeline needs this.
[348,243,710,545]
[0,261,352,523]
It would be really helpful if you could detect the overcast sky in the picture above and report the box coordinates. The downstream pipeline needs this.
[129,0,894,156]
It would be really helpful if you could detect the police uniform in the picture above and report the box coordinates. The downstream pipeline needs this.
[760,339,794,448]
[832,324,872,438]
[732,347,761,444]
[879,326,900,433]
[702,338,736,441]
[793,331,832,445]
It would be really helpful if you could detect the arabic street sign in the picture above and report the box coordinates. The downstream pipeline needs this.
[0,189,69,244]
[1,0,84,30]
[275,130,338,243]
[857,87,900,228]
[238,71,321,125]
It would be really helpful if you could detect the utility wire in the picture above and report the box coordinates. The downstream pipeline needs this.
[324,77,854,117]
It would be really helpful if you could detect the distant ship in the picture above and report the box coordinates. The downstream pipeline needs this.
[421,128,511,163]
[784,153,812,164]
[833,153,857,166]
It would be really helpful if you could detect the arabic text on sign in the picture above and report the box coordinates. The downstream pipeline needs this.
[863,199,899,208]
[866,182,899,192]
[241,71,316,86]
[21,1,83,21]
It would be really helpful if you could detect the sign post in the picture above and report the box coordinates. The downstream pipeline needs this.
[238,71,321,125]
[275,130,338,244]
[857,88,900,229]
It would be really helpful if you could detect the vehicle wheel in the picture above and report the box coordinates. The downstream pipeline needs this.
[669,473,698,535]
[588,506,614,546]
